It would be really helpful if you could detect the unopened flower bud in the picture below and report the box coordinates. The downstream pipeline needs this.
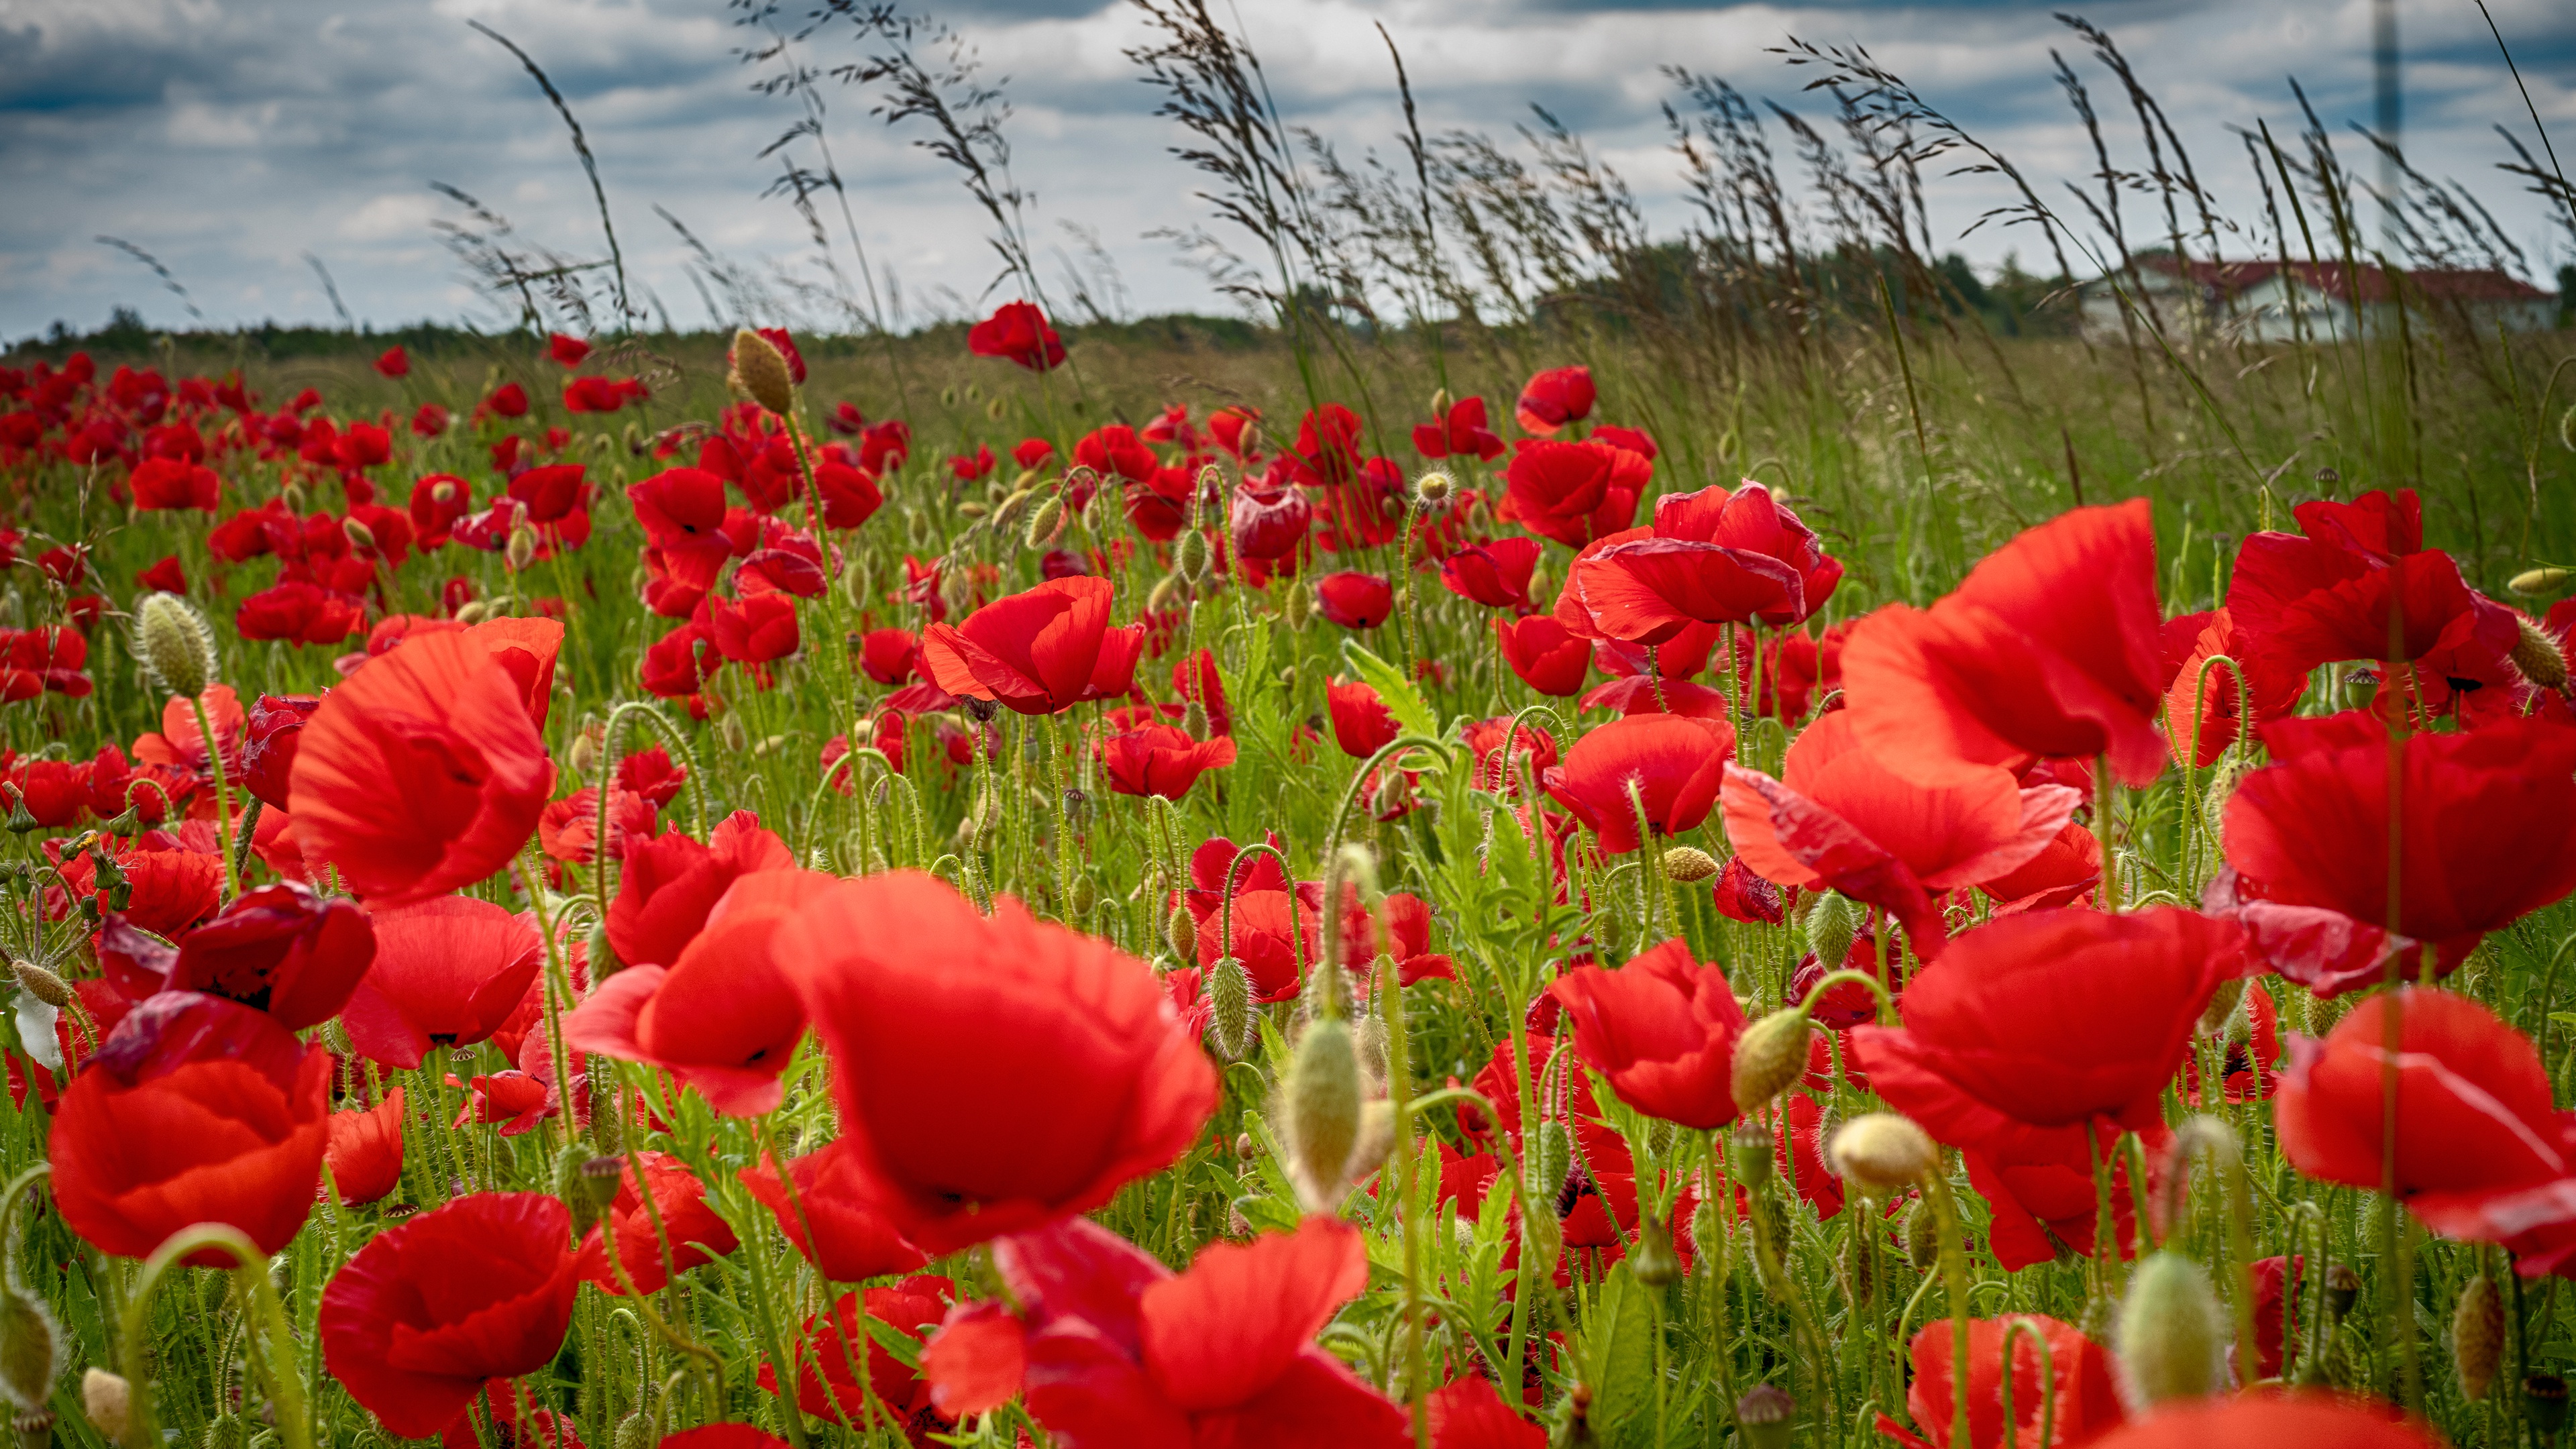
[2196,975,2249,1038]
[1166,903,1198,961]
[2455,1275,2505,1402]
[1731,1009,1812,1117]
[1022,494,1066,550]
[1631,1214,1682,1288]
[1412,470,1454,508]
[0,1283,61,1413]
[2116,1250,2228,1411]
[1174,529,1212,586]
[1903,1195,1939,1271]
[2511,614,2569,690]
[342,517,376,552]
[1284,1018,1362,1212]
[1282,580,1313,631]
[993,489,1034,529]
[81,1368,129,1440]
[505,522,539,572]
[1208,955,1250,1063]
[1690,1197,1727,1287]
[1805,890,1858,971]
[11,961,68,1011]
[1534,1120,1572,1200]
[1828,1114,1937,1195]
[1735,1383,1793,1449]
[1147,573,1185,615]
[1662,846,1719,883]
[1182,700,1210,740]
[613,1411,654,1449]
[2326,1263,2361,1320]
[136,592,217,702]
[566,729,600,780]
[1727,1120,1772,1185]
[2510,567,2572,596]
[718,712,749,755]
[729,327,797,416]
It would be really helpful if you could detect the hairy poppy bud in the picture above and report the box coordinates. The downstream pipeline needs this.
[1662,846,1719,883]
[1690,1197,1727,1287]
[2455,1275,2505,1402]
[1208,955,1250,1063]
[1534,1120,1572,1201]
[1631,1214,1682,1288]
[81,1368,128,1440]
[729,327,797,415]
[2116,1250,2227,1411]
[1731,1009,1811,1118]
[566,729,600,780]
[1174,529,1212,586]
[1022,494,1065,550]
[280,481,307,514]
[1165,903,1197,961]
[2509,567,2571,596]
[1828,1113,1937,1195]
[2512,614,2569,690]
[718,712,749,755]
[11,961,68,1011]
[1284,1018,1363,1213]
[2325,1263,2361,1320]
[453,600,491,625]
[342,516,376,553]
[1735,1383,1793,1449]
[1182,700,1210,741]
[2196,975,2249,1038]
[0,1282,60,1413]
[2530,1375,2570,1434]
[993,489,1034,530]
[613,1412,654,1449]
[1903,1195,1939,1271]
[1147,573,1185,616]
[1283,580,1313,631]
[1521,1196,1563,1276]
[136,592,218,703]
[1728,1120,1772,1185]
[1805,890,1858,972]
[1413,470,1454,508]
[504,522,539,572]
[205,1411,245,1449]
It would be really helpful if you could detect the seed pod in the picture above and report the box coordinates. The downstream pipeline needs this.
[1022,494,1066,550]
[729,327,797,415]
[82,1368,129,1441]
[342,516,376,552]
[505,521,539,572]
[1727,1120,1773,1185]
[2454,1275,2505,1402]
[2116,1250,2228,1411]
[1735,1384,1793,1449]
[1731,1009,1812,1118]
[1631,1214,1682,1287]
[2529,1375,2570,1435]
[11,961,69,1010]
[1662,846,1719,883]
[1413,470,1455,508]
[1903,1195,1939,1271]
[2511,614,2569,690]
[136,592,217,702]
[1208,955,1250,1062]
[1284,1018,1362,1213]
[1827,1114,1938,1195]
[0,1283,60,1413]
[2509,567,2572,596]
[1805,890,1858,972]
[2325,1263,2361,1320]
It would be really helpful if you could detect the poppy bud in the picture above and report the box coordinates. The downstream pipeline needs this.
[505,522,539,572]
[1175,529,1212,586]
[1632,1214,1682,1288]
[719,713,749,755]
[280,481,307,513]
[2512,614,2569,690]
[2325,1263,2361,1320]
[1827,1113,1937,1195]
[1805,891,1858,974]
[2529,1375,2570,1434]
[2511,567,2572,596]
[2115,1250,2228,1411]
[0,1283,60,1413]
[1348,1099,1396,1183]
[1735,1383,1793,1449]
[1412,470,1454,508]
[2195,975,2249,1038]
[11,961,68,1011]
[1209,955,1250,1062]
[1534,1120,1573,1201]
[1165,903,1197,961]
[1368,770,1409,820]
[1728,1120,1772,1185]
[1521,1200,1563,1278]
[993,489,1033,529]
[1428,387,1451,416]
[205,1412,244,1448]
[1283,1018,1363,1213]
[613,1413,653,1449]
[343,517,377,552]
[565,730,600,780]
[2313,466,2340,485]
[958,501,989,520]
[1662,846,1719,883]
[1282,580,1313,631]
[1147,573,1185,616]
[1903,1195,1939,1271]
[5,798,38,836]
[729,327,797,416]
[1023,494,1065,550]
[136,592,218,703]
[1181,699,1210,741]
[1731,1008,1812,1118]
[453,600,490,625]
[2454,1275,2504,1402]
[81,1367,128,1441]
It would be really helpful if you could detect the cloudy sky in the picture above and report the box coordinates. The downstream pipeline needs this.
[1,0,2569,341]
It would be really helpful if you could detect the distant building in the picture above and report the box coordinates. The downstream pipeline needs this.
[2078,255,2559,343]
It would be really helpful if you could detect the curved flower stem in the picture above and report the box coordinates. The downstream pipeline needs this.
[120,1223,311,1449]
[1218,842,1307,998]
[593,1157,725,1399]
[2179,651,2251,888]
[1323,735,1454,871]
[187,694,240,900]
[593,700,714,919]
[1796,968,1896,1030]
[1996,1316,2058,1449]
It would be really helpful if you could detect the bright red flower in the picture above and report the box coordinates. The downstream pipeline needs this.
[2226,488,2511,675]
[1100,721,1237,800]
[1014,436,1057,469]
[1498,439,1646,548]
[641,623,715,698]
[1542,714,1736,855]
[53,841,223,936]
[606,811,795,968]
[920,1216,1408,1448]
[1440,536,1540,610]
[1853,910,2241,1159]
[411,403,448,437]
[49,991,330,1261]
[1978,820,2102,914]
[1966,1121,2155,1271]
[783,871,1219,1253]
[508,462,590,527]
[2076,1394,2439,1449]
[1513,366,1595,435]
[162,881,376,1030]
[1842,499,2167,788]
[1549,938,1748,1128]
[486,381,530,418]
[813,459,882,530]
[858,627,919,686]
[374,345,409,378]
[578,1150,740,1295]
[1195,890,1322,1002]
[968,301,1065,371]
[1229,478,1312,561]
[921,577,1146,716]
[409,473,471,548]
[1326,677,1401,759]
[660,1427,787,1449]
[2182,980,2282,1107]
[1555,482,1840,638]
[2222,712,2576,992]
[129,456,220,511]
[341,896,545,1069]
[325,1086,407,1205]
[2158,608,2306,767]
[236,581,364,645]
[2235,1255,2304,1383]
[763,1277,955,1436]
[547,333,592,368]
[1415,394,1505,461]
[320,1192,580,1438]
[740,1140,928,1282]
[1720,711,2078,957]
[1428,1375,1544,1448]
[1494,614,1590,696]
[1874,1313,2124,1449]
[564,376,645,413]
[568,868,827,1116]
[707,592,800,664]
[288,629,553,904]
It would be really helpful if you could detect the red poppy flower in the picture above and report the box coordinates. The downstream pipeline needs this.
[1229,478,1312,561]
[2158,608,2306,767]
[508,463,590,529]
[2226,488,2512,674]
[659,1427,788,1449]
[2222,712,2576,991]
[577,1150,741,1295]
[1513,366,1595,435]
[341,896,545,1069]
[1427,1375,1542,1448]
[407,474,471,549]
[49,991,330,1261]
[969,301,1065,371]
[547,332,591,368]
[325,1086,407,1205]
[1494,615,1591,696]
[485,381,530,418]
[1175,831,1290,924]
[1099,721,1237,800]
[1874,1313,2124,1449]
[237,581,364,645]
[761,1277,955,1438]
[1852,910,2241,1159]
[2182,980,2282,1107]
[920,1216,1408,1448]
[1415,394,1505,460]
[606,811,796,968]
[1720,712,2079,958]
[1326,676,1401,759]
[921,577,1145,716]
[288,629,554,904]
[435,1381,585,1449]
[1440,537,1541,611]
[1966,1120,2155,1271]
[784,871,1220,1252]
[1548,937,1747,1128]
[1498,439,1646,548]
[1978,820,2102,914]
[163,881,376,1030]
[53,841,224,937]
[2235,1256,2305,1383]
[861,627,920,685]
[412,403,449,437]
[1842,499,2167,789]
[129,456,220,511]
[374,345,409,378]
[320,1192,581,1438]
[568,868,826,1116]
[1541,714,1736,855]
[2080,1395,2439,1449]
[740,1140,928,1282]
[706,592,800,664]
[1555,482,1840,638]
[641,622,716,698]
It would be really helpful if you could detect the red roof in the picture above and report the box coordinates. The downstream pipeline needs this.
[2131,255,2551,305]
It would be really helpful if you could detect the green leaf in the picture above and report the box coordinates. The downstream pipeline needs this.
[1340,639,1440,741]
[1583,1261,1661,1449]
